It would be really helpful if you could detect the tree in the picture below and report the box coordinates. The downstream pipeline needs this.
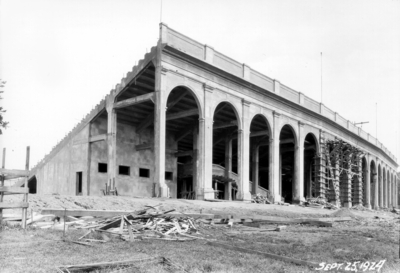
[0,79,8,134]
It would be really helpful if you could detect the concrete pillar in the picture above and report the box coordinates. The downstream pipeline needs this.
[200,84,215,199]
[106,97,117,192]
[192,126,199,195]
[237,99,251,201]
[379,172,383,208]
[383,171,387,208]
[154,50,168,197]
[363,159,371,209]
[306,162,313,198]
[224,137,232,200]
[293,121,305,204]
[270,111,281,203]
[251,145,259,194]
[372,172,379,209]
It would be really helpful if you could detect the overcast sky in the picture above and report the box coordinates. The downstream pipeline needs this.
[1,0,399,170]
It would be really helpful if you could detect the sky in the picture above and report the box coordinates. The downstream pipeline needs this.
[0,0,399,170]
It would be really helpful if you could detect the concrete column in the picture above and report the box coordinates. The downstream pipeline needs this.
[372,173,379,209]
[307,162,312,198]
[383,171,387,208]
[293,121,305,204]
[342,172,352,208]
[200,84,215,199]
[196,117,206,199]
[224,137,232,201]
[363,158,371,209]
[106,99,117,192]
[251,145,259,194]
[379,173,383,208]
[154,51,168,197]
[192,126,199,195]
[237,99,251,201]
[270,111,281,203]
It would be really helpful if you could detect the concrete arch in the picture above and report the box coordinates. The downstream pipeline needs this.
[279,123,298,147]
[303,132,320,153]
[248,112,273,136]
[211,100,242,131]
[165,84,204,120]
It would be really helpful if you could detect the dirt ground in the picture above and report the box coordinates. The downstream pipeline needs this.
[1,194,399,273]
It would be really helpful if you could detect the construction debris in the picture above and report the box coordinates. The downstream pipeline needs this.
[33,205,204,243]
[305,196,338,210]
[251,193,271,204]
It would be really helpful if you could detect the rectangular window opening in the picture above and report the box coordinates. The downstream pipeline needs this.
[98,163,108,173]
[139,168,150,178]
[119,165,130,176]
[76,172,82,195]
[165,171,173,180]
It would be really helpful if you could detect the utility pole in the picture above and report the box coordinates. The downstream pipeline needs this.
[320,52,323,103]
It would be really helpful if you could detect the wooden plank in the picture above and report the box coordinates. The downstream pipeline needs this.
[0,168,29,178]
[57,257,163,272]
[0,202,29,209]
[89,134,107,143]
[0,187,29,194]
[113,92,155,109]
[207,241,319,267]
[135,143,152,151]
[175,150,193,157]
[213,120,238,130]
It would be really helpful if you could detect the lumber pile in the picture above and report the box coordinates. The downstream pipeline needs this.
[35,205,203,242]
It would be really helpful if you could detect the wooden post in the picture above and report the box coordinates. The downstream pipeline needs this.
[22,146,30,229]
[0,148,5,225]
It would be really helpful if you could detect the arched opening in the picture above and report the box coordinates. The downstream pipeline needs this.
[166,86,201,199]
[212,102,240,200]
[249,115,270,196]
[303,133,318,199]
[28,176,37,194]
[370,160,377,209]
[279,124,296,204]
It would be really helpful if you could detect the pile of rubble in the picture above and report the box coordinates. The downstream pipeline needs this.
[305,196,338,210]
[251,193,272,204]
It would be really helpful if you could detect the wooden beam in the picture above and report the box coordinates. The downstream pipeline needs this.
[0,202,29,209]
[213,120,238,130]
[280,139,295,144]
[175,150,193,157]
[135,143,153,151]
[137,90,188,133]
[0,187,29,194]
[113,92,155,109]
[207,241,319,267]
[0,169,29,179]
[166,109,198,121]
[250,130,269,138]
[90,134,107,143]
[175,127,194,142]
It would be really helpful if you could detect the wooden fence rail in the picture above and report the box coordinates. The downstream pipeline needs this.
[0,147,30,229]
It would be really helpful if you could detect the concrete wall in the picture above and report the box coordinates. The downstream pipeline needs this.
[87,115,178,197]
[36,124,90,195]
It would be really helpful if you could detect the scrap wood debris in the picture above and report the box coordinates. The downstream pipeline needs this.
[305,196,338,210]
[251,193,271,204]
[32,205,205,244]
